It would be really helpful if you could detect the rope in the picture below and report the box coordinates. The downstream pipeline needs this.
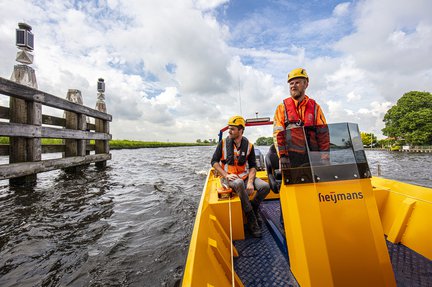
[228,196,235,286]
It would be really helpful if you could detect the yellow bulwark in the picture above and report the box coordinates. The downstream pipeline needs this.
[372,177,432,260]
[280,178,396,287]
[182,169,244,287]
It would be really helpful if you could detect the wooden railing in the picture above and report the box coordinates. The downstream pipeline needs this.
[0,76,112,185]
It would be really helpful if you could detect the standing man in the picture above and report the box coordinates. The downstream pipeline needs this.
[273,68,329,170]
[211,115,270,238]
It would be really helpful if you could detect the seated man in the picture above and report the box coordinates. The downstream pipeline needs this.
[211,115,270,238]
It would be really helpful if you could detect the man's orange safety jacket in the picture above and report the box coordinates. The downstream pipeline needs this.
[273,95,328,157]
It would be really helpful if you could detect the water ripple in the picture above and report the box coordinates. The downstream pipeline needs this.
[0,147,430,286]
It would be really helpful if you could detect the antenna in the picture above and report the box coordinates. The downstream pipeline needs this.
[238,74,242,115]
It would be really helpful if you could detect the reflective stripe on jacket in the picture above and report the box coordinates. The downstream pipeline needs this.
[221,137,252,180]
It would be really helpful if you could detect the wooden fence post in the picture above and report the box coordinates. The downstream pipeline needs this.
[8,22,40,185]
[64,89,83,172]
[95,78,108,168]
[9,65,39,185]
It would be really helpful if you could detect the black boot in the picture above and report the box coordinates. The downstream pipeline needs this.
[251,200,263,226]
[246,210,262,238]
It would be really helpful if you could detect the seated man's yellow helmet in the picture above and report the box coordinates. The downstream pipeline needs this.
[228,115,245,128]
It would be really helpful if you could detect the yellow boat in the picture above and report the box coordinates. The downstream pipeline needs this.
[182,119,432,287]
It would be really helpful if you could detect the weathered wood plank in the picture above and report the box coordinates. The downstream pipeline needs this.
[0,122,111,140]
[42,144,64,154]
[65,110,78,158]
[0,144,8,156]
[9,97,27,167]
[0,153,112,180]
[87,122,96,131]
[27,101,42,162]
[0,144,95,155]
[95,119,109,168]
[0,77,112,121]
[9,69,34,185]
[1,106,97,130]
[77,114,87,156]
[42,114,66,127]
[41,144,95,153]
[0,106,9,119]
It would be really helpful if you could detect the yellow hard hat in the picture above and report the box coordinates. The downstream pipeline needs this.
[228,115,245,128]
[287,68,308,82]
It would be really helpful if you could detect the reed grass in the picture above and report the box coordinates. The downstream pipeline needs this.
[0,137,63,144]
[109,139,212,149]
[0,137,212,149]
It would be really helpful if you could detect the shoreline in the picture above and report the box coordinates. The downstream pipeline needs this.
[109,140,214,149]
[0,138,215,151]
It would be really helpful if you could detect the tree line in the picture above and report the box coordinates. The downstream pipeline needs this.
[196,139,217,144]
[252,91,432,148]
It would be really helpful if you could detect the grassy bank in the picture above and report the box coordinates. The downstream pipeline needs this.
[109,139,213,149]
[0,137,212,149]
[0,137,63,144]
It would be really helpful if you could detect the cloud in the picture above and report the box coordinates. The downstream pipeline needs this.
[1,0,431,143]
[334,1,432,89]
[333,2,350,17]
[194,0,229,11]
[346,91,360,102]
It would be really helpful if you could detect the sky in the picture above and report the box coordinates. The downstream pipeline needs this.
[0,0,431,142]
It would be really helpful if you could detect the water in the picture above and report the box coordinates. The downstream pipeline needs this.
[0,147,431,286]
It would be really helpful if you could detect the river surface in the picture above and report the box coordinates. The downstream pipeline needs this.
[0,147,431,286]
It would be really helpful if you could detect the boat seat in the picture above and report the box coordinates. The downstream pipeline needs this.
[254,148,266,171]
[265,144,282,194]
[208,176,245,240]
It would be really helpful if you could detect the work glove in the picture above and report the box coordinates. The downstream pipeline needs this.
[279,156,291,170]
[320,152,330,166]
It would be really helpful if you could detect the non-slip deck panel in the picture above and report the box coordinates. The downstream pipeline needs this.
[387,240,432,287]
[260,200,285,236]
[260,200,432,287]
[233,217,298,287]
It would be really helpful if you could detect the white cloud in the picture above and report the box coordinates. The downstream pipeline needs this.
[1,0,431,143]
[335,0,432,93]
[346,91,360,102]
[194,0,229,11]
[333,2,350,17]
[150,87,180,109]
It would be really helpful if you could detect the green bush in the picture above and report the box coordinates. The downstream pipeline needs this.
[390,145,401,151]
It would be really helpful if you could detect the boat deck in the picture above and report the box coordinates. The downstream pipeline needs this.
[234,200,432,287]
[233,205,298,287]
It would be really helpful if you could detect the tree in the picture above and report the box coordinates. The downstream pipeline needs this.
[196,139,202,143]
[360,132,377,147]
[255,136,273,146]
[377,138,393,149]
[382,91,432,146]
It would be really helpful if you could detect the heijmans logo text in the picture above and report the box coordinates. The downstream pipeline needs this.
[318,191,363,204]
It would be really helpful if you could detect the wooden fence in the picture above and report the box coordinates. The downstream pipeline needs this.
[0,76,112,185]
[401,146,432,153]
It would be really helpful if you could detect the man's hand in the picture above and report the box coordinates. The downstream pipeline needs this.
[320,152,330,165]
[226,173,240,181]
[280,156,291,170]
[246,181,254,195]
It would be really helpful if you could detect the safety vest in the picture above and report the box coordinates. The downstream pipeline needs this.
[283,97,319,154]
[220,136,252,180]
